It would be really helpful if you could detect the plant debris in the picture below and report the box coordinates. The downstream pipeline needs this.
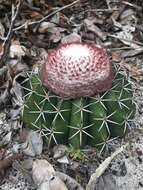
[0,0,143,190]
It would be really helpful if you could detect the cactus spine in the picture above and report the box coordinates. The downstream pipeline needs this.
[21,67,136,149]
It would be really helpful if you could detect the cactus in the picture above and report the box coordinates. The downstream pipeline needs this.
[21,67,136,149]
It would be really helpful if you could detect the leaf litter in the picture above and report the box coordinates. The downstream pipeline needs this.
[0,0,143,190]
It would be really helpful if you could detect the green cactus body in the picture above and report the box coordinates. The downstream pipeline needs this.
[22,74,57,131]
[50,99,71,145]
[88,97,108,146]
[68,98,90,149]
[21,70,136,149]
[104,73,135,137]
[22,74,44,128]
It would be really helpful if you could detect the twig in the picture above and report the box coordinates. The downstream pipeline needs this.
[13,0,80,31]
[0,0,21,68]
[86,144,128,190]
[122,1,142,10]
[86,8,119,13]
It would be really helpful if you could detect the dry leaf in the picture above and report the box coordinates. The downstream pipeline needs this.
[21,130,43,157]
[11,76,24,108]
[0,80,11,107]
[111,51,122,62]
[53,144,67,159]
[0,22,5,37]
[38,176,68,190]
[10,40,26,58]
[121,48,143,58]
[30,11,41,19]
[32,159,55,185]
[32,159,68,190]
[9,58,29,78]
[0,66,8,86]
[0,132,12,147]
[84,19,106,41]
[56,172,84,190]
[62,33,81,43]
[124,64,143,81]
[38,22,55,33]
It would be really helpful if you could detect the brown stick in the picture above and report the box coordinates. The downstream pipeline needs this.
[13,0,80,31]
[0,0,21,68]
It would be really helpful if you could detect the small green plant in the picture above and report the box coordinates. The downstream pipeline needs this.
[21,66,136,150]
[67,145,86,160]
